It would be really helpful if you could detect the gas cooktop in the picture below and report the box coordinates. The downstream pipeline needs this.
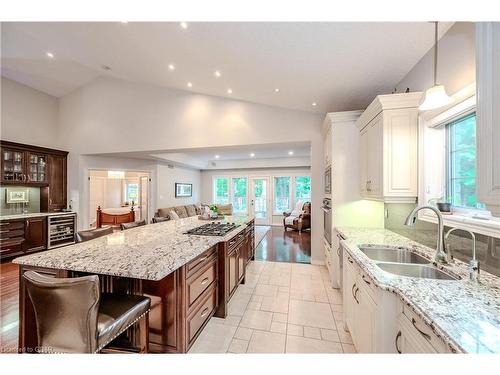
[185,222,240,236]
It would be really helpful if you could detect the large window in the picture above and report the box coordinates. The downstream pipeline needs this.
[125,182,139,205]
[274,177,291,212]
[213,177,229,204]
[446,113,477,208]
[232,177,248,214]
[295,176,311,201]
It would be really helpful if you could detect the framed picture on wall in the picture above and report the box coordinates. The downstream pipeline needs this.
[175,183,192,198]
[6,187,30,203]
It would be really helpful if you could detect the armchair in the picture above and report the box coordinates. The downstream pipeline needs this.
[283,201,311,232]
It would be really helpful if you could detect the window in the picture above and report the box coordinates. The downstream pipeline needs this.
[232,177,248,214]
[295,176,311,201]
[274,177,291,212]
[125,182,139,205]
[213,177,229,204]
[446,113,477,208]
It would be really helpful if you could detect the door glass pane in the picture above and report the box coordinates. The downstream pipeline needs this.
[214,177,229,204]
[274,177,290,212]
[232,177,248,214]
[126,183,139,205]
[295,176,311,201]
[253,179,267,219]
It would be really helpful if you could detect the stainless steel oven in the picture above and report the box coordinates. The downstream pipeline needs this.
[322,198,332,245]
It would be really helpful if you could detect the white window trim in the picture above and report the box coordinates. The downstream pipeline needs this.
[231,176,249,215]
[419,85,500,238]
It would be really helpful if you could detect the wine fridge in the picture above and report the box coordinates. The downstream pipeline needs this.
[48,214,76,249]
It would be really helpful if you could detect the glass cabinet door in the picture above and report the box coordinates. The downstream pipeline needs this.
[2,148,25,181]
[27,153,47,183]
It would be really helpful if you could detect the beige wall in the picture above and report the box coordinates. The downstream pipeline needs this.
[0,77,59,149]
[396,22,475,95]
[157,164,201,209]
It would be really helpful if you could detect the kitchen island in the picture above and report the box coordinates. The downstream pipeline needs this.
[13,215,255,353]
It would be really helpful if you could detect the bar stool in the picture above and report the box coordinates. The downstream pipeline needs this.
[120,220,147,231]
[151,217,169,224]
[23,270,150,353]
[76,227,114,243]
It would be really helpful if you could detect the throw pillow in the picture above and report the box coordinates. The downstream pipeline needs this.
[169,210,180,220]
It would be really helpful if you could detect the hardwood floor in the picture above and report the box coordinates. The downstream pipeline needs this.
[254,226,311,264]
[0,261,19,353]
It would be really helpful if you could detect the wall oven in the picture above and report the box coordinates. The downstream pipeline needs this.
[322,198,332,246]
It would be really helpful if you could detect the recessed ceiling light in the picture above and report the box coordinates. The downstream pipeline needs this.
[187,82,193,88]
[46,52,54,59]
[180,22,188,29]
[275,88,280,92]
[312,102,317,107]
[214,71,221,78]
[215,155,220,159]
[168,64,175,71]
[250,153,255,157]
[288,151,294,156]
[227,88,233,94]
[101,65,112,71]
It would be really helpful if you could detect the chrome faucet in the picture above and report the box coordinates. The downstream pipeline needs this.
[445,228,480,281]
[404,205,448,264]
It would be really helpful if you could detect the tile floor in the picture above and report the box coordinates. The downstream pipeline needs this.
[188,260,356,353]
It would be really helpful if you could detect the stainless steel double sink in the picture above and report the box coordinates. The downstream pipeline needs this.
[358,245,458,281]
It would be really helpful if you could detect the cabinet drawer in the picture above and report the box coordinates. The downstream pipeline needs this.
[0,228,25,240]
[0,241,24,258]
[187,286,217,344]
[227,233,244,251]
[187,260,217,308]
[186,246,217,277]
[357,270,376,303]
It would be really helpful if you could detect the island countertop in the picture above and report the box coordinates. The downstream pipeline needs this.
[13,216,252,281]
[337,227,500,354]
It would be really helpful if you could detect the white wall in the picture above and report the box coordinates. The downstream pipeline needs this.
[396,22,475,95]
[0,77,59,149]
[157,164,201,209]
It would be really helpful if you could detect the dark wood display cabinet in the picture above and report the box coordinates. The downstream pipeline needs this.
[0,140,68,212]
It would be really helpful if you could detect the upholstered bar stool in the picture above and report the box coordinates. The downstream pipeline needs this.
[120,220,147,230]
[151,216,170,224]
[23,271,150,353]
[76,227,114,243]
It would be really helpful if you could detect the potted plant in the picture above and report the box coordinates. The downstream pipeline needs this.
[209,204,219,218]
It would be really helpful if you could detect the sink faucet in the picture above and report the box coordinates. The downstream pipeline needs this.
[404,205,448,264]
[445,228,480,281]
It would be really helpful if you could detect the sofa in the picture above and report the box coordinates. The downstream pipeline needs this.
[155,203,233,220]
[283,201,311,232]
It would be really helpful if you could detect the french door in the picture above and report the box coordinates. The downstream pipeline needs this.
[250,177,271,225]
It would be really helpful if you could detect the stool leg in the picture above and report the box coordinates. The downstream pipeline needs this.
[139,312,149,353]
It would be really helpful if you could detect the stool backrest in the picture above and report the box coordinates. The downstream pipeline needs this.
[120,219,147,230]
[151,216,170,224]
[76,226,114,243]
[23,271,101,353]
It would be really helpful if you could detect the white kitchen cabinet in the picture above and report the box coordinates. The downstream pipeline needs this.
[353,279,376,353]
[476,23,500,216]
[343,252,357,338]
[324,125,332,167]
[356,93,421,203]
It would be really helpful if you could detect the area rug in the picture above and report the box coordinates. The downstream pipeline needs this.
[254,225,271,248]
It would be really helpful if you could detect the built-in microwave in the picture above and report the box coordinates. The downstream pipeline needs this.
[325,167,331,194]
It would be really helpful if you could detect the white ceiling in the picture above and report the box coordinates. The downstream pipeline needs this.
[1,22,453,113]
[92,142,311,170]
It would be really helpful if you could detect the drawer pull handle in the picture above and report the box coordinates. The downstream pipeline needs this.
[0,230,10,233]
[348,257,353,264]
[411,318,431,341]
[0,223,9,226]
[336,247,341,256]
[200,307,210,318]
[201,277,209,285]
[362,275,371,285]
[1,248,12,252]
[395,331,402,353]
[198,256,207,263]
[354,287,360,304]
[351,283,357,301]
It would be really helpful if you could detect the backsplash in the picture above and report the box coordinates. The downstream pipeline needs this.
[0,186,41,215]
[385,203,500,277]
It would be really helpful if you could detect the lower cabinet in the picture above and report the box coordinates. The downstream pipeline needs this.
[24,217,47,252]
[228,246,238,295]
[0,216,48,260]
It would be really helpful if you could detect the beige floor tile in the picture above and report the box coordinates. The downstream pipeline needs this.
[188,323,237,353]
[247,331,286,353]
[224,315,242,326]
[333,311,344,321]
[234,327,253,341]
[304,326,321,339]
[272,312,288,323]
[260,295,289,314]
[279,286,290,293]
[337,328,354,344]
[287,323,304,336]
[270,321,287,334]
[320,328,341,342]
[239,309,273,331]
[253,284,279,297]
[331,303,344,313]
[227,293,252,316]
[288,300,336,329]
[228,339,249,353]
[246,301,262,310]
[315,294,329,303]
[250,294,264,303]
[342,343,357,353]
[327,289,343,305]
[285,335,343,353]
[209,317,226,325]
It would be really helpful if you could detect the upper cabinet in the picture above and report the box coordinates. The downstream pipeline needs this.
[324,125,332,167]
[476,23,500,216]
[356,93,422,203]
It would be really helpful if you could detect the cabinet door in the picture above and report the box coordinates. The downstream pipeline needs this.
[47,154,67,211]
[342,252,357,340]
[1,148,26,182]
[237,244,246,282]
[228,248,237,296]
[397,317,436,353]
[354,284,376,353]
[27,152,48,183]
[24,217,47,253]
[367,113,383,197]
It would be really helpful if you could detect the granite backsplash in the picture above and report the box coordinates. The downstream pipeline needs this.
[385,203,500,277]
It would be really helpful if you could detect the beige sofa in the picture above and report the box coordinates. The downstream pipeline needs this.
[155,203,233,220]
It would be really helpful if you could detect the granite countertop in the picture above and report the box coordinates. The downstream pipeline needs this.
[337,227,500,354]
[0,211,76,220]
[14,216,252,281]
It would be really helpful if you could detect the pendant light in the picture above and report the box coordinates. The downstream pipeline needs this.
[419,22,453,111]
